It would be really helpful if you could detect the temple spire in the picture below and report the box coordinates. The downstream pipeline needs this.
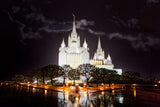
[61,38,65,48]
[71,14,77,35]
[98,36,102,49]
[107,53,112,64]
[83,38,87,48]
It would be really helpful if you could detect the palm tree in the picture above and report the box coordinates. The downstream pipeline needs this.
[79,64,95,86]
[45,64,61,86]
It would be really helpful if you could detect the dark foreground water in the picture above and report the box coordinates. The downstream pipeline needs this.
[0,83,160,107]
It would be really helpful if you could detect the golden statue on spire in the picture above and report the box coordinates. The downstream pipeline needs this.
[72,14,75,20]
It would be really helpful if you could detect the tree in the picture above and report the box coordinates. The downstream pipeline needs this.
[79,64,95,86]
[41,66,48,84]
[68,69,80,85]
[91,68,101,87]
[59,65,72,85]
[121,71,140,83]
[104,69,118,86]
[143,75,155,84]
[45,64,61,86]
[99,68,108,84]
[12,74,24,82]
[32,68,42,86]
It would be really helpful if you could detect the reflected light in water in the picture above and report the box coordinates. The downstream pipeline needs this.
[112,90,115,95]
[154,84,158,87]
[119,97,124,104]
[76,97,79,101]
[102,91,104,95]
[27,86,29,92]
[33,87,35,94]
[45,86,49,89]
[84,91,87,98]
[133,87,136,97]
[44,90,47,96]
[66,91,69,100]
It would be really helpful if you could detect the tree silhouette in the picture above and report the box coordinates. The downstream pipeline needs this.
[79,64,95,86]
[44,64,61,86]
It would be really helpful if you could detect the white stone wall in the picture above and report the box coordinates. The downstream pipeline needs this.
[58,49,67,66]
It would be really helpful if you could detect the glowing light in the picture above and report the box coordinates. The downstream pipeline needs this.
[44,90,47,96]
[112,90,115,95]
[119,97,124,104]
[45,86,48,89]
[154,84,158,87]
[66,80,82,84]
[158,81,160,84]
[84,91,87,98]
[83,83,86,88]
[66,91,69,100]
[133,87,136,97]
[33,87,35,93]
[71,86,74,89]
[27,82,30,84]
[66,83,69,88]
[102,91,104,95]
[133,84,136,86]
[34,80,37,83]
[6,83,8,85]
[67,56,81,69]
[76,97,79,101]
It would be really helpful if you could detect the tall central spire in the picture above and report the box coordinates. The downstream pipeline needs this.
[98,36,102,49]
[71,14,77,35]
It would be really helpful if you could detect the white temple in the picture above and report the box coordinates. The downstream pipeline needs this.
[58,15,122,83]
[90,37,122,75]
[59,15,89,69]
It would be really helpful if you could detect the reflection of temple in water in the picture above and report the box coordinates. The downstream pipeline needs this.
[57,89,125,107]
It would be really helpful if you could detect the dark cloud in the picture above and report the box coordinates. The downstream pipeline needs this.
[108,33,160,50]
[88,29,106,36]
[145,0,159,4]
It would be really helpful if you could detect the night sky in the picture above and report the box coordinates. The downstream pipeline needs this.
[0,0,160,80]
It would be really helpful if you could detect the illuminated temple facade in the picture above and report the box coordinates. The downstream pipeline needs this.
[58,16,122,83]
[58,17,89,69]
[90,37,122,75]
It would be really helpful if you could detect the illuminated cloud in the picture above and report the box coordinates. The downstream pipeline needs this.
[108,33,160,50]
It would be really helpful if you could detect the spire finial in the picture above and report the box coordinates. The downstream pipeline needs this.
[71,14,77,35]
[72,14,75,21]
[98,36,102,49]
